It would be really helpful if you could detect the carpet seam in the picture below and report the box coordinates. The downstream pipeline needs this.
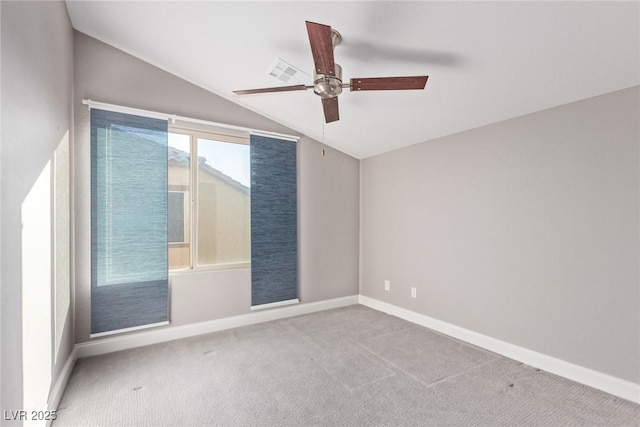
[422,356,505,389]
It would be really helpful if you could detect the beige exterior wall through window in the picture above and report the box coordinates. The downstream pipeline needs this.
[168,127,250,271]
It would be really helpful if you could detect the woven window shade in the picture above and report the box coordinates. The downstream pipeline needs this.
[250,134,298,308]
[91,109,169,334]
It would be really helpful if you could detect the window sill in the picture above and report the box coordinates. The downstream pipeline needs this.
[169,262,250,277]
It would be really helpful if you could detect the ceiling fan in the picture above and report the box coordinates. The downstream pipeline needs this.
[233,21,429,123]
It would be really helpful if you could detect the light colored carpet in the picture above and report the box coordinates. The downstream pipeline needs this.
[54,305,640,426]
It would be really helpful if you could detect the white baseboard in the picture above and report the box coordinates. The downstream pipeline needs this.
[359,295,640,404]
[76,295,358,359]
[46,347,77,426]
[251,298,299,311]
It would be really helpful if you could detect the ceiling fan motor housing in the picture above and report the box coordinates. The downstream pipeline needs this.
[314,63,343,98]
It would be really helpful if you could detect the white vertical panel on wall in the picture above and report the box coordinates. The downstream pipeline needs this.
[54,132,71,361]
[21,162,53,416]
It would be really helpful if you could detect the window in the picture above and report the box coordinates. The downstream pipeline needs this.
[168,127,250,271]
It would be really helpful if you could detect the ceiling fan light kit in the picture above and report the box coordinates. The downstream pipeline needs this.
[233,21,429,123]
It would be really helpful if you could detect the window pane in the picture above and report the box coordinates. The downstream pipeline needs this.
[197,137,250,266]
[168,132,191,270]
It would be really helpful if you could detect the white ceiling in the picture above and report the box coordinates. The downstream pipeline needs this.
[65,1,640,159]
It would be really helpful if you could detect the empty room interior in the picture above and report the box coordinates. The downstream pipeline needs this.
[1,1,640,426]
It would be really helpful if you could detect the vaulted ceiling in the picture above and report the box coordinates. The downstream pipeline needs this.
[65,1,640,159]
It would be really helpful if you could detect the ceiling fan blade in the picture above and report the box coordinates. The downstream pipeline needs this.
[306,21,336,77]
[233,84,308,95]
[350,76,428,91]
[322,97,339,123]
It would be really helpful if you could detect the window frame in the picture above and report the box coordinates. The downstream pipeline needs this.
[168,125,251,274]
[168,190,189,246]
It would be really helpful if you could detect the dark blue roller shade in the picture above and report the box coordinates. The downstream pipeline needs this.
[91,109,169,334]
[250,134,298,307]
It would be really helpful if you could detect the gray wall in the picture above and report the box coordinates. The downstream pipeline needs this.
[73,32,359,341]
[361,86,640,384]
[1,0,75,419]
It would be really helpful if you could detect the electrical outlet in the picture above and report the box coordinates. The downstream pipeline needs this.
[384,280,390,291]
[411,287,417,298]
